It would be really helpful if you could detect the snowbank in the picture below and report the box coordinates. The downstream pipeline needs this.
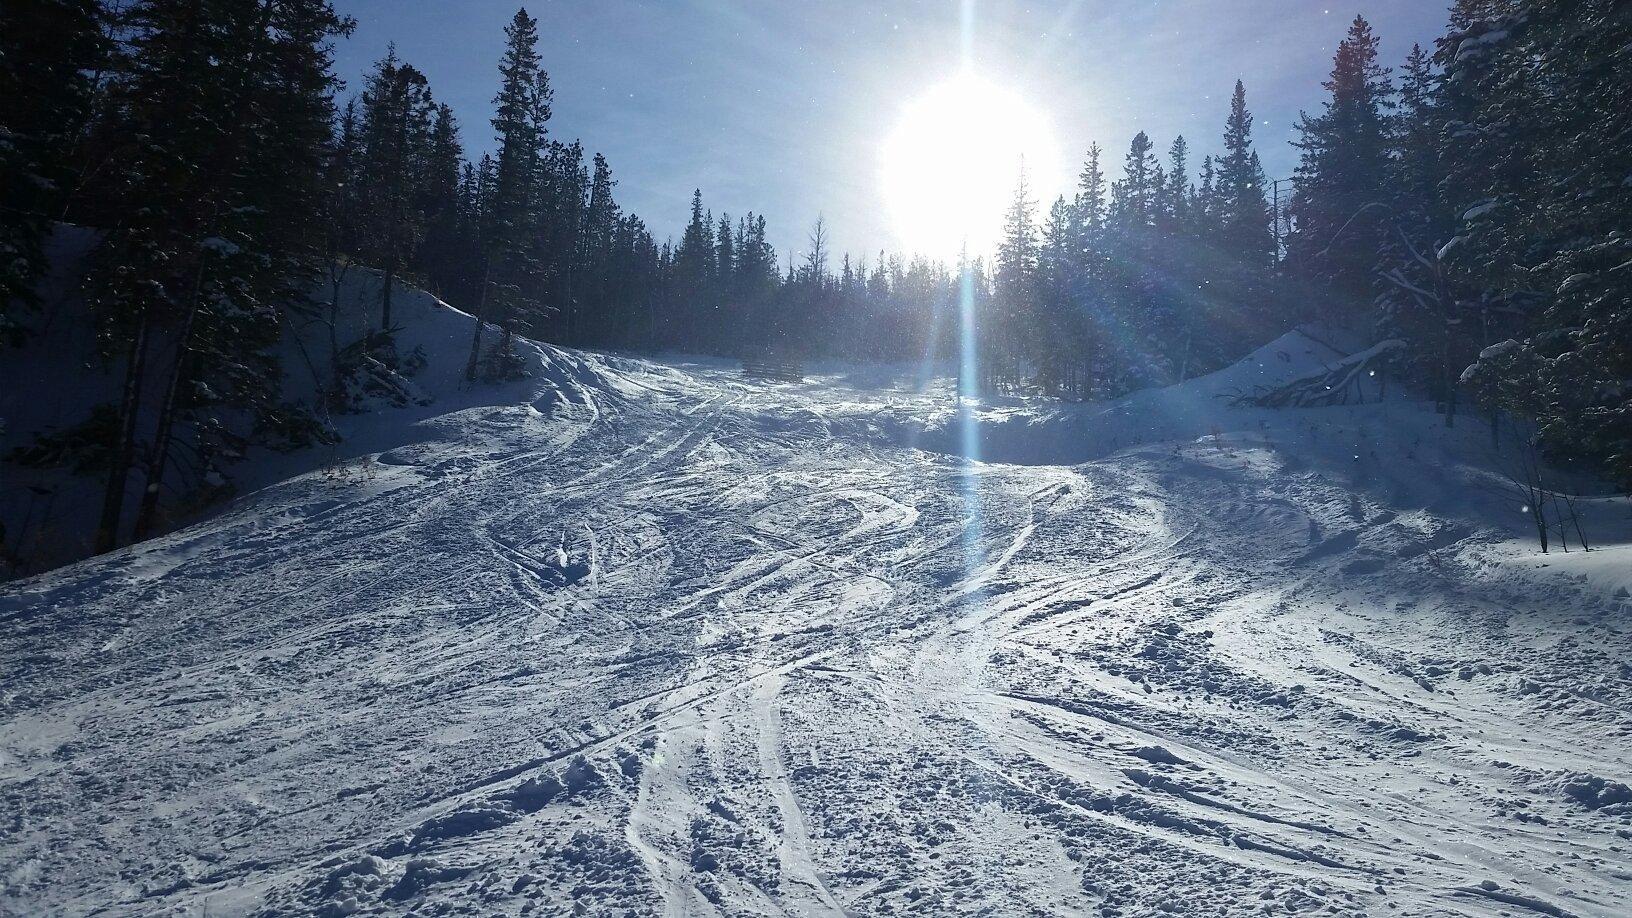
[908,327,1397,466]
[0,228,595,577]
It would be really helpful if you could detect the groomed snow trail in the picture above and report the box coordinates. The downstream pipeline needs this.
[3,346,1630,918]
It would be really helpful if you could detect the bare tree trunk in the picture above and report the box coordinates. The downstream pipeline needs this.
[132,301,202,542]
[1551,490,1571,553]
[465,256,493,382]
[94,310,151,554]
[1177,319,1192,383]
[1530,499,1549,554]
[563,245,577,347]
[328,264,347,406]
[125,0,276,544]
[380,257,395,332]
[1569,500,1591,552]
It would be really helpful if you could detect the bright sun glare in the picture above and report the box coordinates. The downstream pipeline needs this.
[881,73,1064,262]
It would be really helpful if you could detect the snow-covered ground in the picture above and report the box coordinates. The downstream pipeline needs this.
[2,295,1630,917]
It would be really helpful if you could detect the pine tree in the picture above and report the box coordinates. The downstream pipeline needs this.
[579,152,619,344]
[1036,195,1079,394]
[468,7,551,380]
[1110,132,1159,229]
[715,213,735,290]
[1288,16,1395,322]
[537,138,587,342]
[357,47,434,334]
[990,168,1039,390]
[1075,143,1108,237]
[418,102,469,303]
[1105,132,1174,387]
[702,208,720,293]
[1195,155,1220,234]
[996,172,1039,301]
[1190,80,1278,356]
[1216,81,1274,269]
[671,189,714,349]
[1161,136,1192,233]
[1072,143,1110,322]
[736,212,779,350]
[319,97,364,397]
[1448,0,1506,28]
[0,0,108,342]
[1376,43,1463,415]
[87,0,353,551]
[1448,0,1632,485]
[1391,46,1442,231]
[607,212,658,346]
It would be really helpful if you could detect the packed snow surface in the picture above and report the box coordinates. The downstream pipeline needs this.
[3,307,1631,916]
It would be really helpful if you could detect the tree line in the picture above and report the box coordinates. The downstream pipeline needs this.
[1,0,1627,560]
[0,2,672,553]
[1284,2,1628,490]
[975,1,1629,490]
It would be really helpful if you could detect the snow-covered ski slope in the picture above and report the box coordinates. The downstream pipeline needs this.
[3,301,1631,917]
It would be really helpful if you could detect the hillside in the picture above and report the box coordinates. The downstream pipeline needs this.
[0,228,548,576]
[2,290,1630,917]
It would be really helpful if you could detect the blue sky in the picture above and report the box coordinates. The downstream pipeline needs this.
[330,1,1450,262]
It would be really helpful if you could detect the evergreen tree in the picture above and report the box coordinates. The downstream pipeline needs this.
[990,168,1039,390]
[86,0,353,551]
[734,212,779,351]
[418,102,470,303]
[322,100,363,304]
[1376,43,1464,415]
[1036,195,1079,394]
[1072,143,1111,324]
[1390,46,1443,234]
[1288,15,1395,321]
[1161,135,1193,232]
[357,47,434,334]
[313,97,367,404]
[1195,155,1220,235]
[713,211,742,349]
[468,6,551,380]
[1106,132,1173,386]
[1197,80,1277,355]
[715,213,734,289]
[1075,143,1108,238]
[671,189,714,349]
[1448,0,1632,485]
[1216,81,1274,269]
[1110,132,1159,228]
[579,152,619,344]
[536,138,587,342]
[0,0,108,342]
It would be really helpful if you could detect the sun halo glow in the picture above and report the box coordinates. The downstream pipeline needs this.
[880,73,1064,262]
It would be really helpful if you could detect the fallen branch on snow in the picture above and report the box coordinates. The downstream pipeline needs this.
[1227,340,1404,409]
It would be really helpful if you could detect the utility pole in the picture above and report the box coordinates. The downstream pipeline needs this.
[1271,177,1293,263]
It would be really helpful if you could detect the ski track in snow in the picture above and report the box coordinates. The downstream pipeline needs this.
[2,344,1631,918]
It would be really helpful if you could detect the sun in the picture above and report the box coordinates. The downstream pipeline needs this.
[880,73,1065,262]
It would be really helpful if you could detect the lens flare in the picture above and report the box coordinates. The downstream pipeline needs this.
[880,73,1063,260]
